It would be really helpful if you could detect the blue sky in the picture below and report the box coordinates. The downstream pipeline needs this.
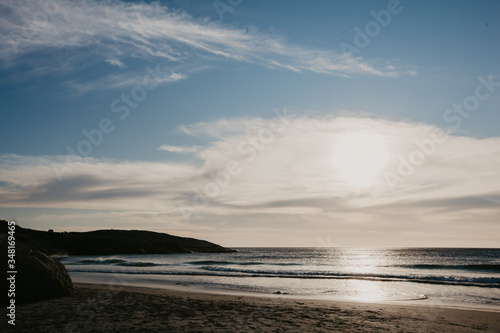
[1,0,499,247]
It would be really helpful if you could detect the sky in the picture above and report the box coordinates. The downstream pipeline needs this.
[0,0,499,247]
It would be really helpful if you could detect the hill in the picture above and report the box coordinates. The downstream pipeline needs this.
[0,219,236,255]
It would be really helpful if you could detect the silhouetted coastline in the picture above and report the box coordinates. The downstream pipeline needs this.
[0,220,236,256]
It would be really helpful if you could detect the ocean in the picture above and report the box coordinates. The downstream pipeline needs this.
[58,248,500,311]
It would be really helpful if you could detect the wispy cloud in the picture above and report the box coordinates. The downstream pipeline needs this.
[157,145,202,154]
[68,70,187,94]
[105,58,127,69]
[0,0,414,92]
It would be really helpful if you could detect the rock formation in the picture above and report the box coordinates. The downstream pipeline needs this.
[14,243,74,304]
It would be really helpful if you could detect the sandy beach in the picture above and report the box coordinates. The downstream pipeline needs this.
[2,283,499,332]
[4,0,500,330]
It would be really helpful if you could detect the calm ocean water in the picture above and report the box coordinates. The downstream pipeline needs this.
[59,248,500,310]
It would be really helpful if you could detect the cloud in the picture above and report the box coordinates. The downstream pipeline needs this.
[68,70,187,93]
[0,0,413,91]
[157,145,202,154]
[105,58,127,69]
[0,154,202,210]
[2,115,499,210]
[1,116,499,245]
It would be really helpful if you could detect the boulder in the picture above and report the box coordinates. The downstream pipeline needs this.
[14,243,73,304]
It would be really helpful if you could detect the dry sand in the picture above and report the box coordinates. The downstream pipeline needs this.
[2,284,499,332]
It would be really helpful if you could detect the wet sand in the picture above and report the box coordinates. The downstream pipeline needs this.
[3,284,499,332]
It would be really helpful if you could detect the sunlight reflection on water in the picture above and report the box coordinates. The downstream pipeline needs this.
[345,279,386,302]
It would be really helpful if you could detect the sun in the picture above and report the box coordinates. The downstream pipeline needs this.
[331,132,390,188]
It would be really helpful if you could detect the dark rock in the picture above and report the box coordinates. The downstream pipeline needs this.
[2,233,73,305]
[14,243,73,304]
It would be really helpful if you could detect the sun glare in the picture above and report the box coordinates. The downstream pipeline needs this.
[331,132,390,188]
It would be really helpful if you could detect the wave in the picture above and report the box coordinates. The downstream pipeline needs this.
[187,260,300,266]
[67,258,160,267]
[66,266,500,289]
[66,260,500,272]
[198,266,500,287]
[79,259,126,265]
[118,262,159,267]
[389,264,500,273]
[66,258,301,268]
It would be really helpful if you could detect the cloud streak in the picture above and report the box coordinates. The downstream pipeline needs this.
[0,0,414,92]
[157,145,202,154]
[68,70,187,94]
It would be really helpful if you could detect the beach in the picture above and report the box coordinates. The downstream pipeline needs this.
[3,283,499,332]
[3,0,500,330]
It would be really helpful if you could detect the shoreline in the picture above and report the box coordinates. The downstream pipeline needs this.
[69,270,500,313]
[3,283,499,332]
[73,280,500,313]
